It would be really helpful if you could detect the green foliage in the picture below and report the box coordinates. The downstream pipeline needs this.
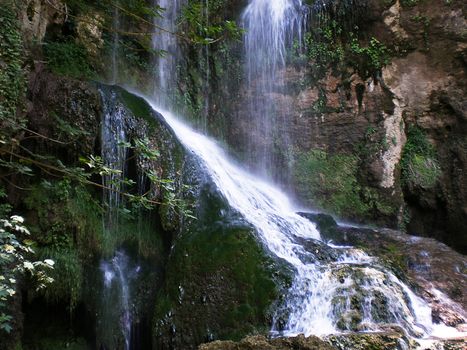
[23,180,100,311]
[38,246,82,311]
[401,127,441,189]
[349,37,390,77]
[0,2,26,131]
[294,150,396,219]
[0,215,54,333]
[290,18,391,84]
[305,20,345,68]
[179,1,243,44]
[25,180,103,250]
[44,40,95,79]
[289,19,345,78]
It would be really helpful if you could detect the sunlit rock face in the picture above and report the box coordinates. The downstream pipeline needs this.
[222,0,466,252]
[19,0,65,46]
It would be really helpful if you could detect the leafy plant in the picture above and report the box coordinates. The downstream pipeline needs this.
[179,1,243,44]
[0,215,54,333]
[0,2,26,132]
[349,36,390,77]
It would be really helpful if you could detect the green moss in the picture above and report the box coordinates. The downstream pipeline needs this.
[294,149,397,221]
[401,126,441,189]
[24,180,103,253]
[116,87,156,130]
[155,224,279,340]
[101,215,163,258]
[153,185,289,346]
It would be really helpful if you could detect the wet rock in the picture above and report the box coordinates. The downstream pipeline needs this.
[325,329,411,350]
[199,334,335,350]
[26,67,101,159]
[299,211,467,330]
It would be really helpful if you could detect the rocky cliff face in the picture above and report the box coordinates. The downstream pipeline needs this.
[187,0,466,252]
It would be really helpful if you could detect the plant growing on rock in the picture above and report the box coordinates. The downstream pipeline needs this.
[401,126,441,190]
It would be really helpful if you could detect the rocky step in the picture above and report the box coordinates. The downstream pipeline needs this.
[198,333,466,350]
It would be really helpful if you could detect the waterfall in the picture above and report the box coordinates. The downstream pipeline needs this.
[130,93,463,340]
[241,0,306,180]
[99,88,138,350]
[152,0,184,108]
[100,251,140,350]
[101,89,127,229]
[110,3,120,84]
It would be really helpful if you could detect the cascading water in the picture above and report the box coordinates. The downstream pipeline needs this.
[100,251,140,350]
[110,2,121,84]
[101,89,127,228]
[152,0,185,108]
[242,0,307,180]
[99,89,139,350]
[139,100,463,341]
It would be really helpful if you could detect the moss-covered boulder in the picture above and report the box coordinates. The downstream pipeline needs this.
[97,87,291,349]
[152,160,291,348]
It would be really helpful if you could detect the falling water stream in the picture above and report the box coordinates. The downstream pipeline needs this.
[152,0,185,109]
[99,89,141,350]
[242,0,306,180]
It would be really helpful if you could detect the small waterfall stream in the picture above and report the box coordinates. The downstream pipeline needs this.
[242,0,307,180]
[152,0,185,109]
[99,89,140,350]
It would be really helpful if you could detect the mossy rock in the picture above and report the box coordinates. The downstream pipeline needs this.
[297,212,341,242]
[153,180,292,348]
[199,334,335,350]
[325,330,410,350]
